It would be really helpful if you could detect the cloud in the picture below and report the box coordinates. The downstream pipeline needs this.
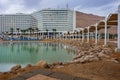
[39,0,69,9]
[4,4,35,14]
[0,0,36,14]
[0,0,119,16]
[75,0,120,16]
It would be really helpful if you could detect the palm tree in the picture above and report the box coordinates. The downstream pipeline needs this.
[76,31,79,39]
[21,30,24,35]
[46,29,48,39]
[6,31,8,37]
[25,29,29,36]
[67,31,70,39]
[16,28,20,37]
[35,27,39,39]
[10,28,14,39]
[32,28,35,36]
[2,32,4,35]
[52,28,56,39]
[28,27,33,37]
[21,29,26,35]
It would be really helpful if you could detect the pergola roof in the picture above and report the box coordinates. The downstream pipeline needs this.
[107,13,118,26]
[79,13,118,34]
[89,25,95,32]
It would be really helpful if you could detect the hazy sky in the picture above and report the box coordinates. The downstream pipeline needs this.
[0,0,119,16]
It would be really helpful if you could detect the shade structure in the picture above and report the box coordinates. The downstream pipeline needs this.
[105,13,118,47]
[78,5,120,52]
[107,13,118,26]
[89,25,96,32]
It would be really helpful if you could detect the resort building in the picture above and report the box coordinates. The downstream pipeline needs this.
[32,8,76,32]
[0,8,76,35]
[0,13,37,34]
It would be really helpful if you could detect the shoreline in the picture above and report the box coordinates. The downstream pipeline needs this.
[0,39,120,80]
[0,39,52,43]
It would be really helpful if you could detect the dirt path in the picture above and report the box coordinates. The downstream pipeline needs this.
[51,60,120,80]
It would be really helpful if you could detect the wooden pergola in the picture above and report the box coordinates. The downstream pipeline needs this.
[79,5,120,52]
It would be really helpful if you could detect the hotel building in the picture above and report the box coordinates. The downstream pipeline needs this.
[0,8,76,34]
[0,13,37,34]
[32,8,76,32]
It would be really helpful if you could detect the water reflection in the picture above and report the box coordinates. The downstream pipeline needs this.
[0,42,76,72]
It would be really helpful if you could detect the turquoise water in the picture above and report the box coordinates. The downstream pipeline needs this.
[0,42,76,72]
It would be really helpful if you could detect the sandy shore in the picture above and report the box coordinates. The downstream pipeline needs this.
[0,39,120,80]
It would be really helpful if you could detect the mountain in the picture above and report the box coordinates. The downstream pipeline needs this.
[76,11,117,34]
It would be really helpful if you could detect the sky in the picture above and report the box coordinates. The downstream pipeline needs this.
[0,0,119,16]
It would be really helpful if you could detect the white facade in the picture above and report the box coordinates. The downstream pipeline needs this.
[0,13,37,33]
[0,8,76,34]
[32,8,75,32]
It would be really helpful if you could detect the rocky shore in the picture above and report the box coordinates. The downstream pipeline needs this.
[52,39,119,63]
[0,39,120,80]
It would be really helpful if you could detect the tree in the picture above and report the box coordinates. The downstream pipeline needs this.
[6,31,8,37]
[77,31,79,38]
[52,28,56,38]
[109,34,114,39]
[21,29,24,35]
[46,29,48,38]
[21,29,26,36]
[100,33,104,39]
[25,29,29,35]
[2,32,4,35]
[35,27,39,39]
[16,28,20,37]
[28,27,33,37]
[114,34,117,39]
[10,28,14,39]
[32,28,35,36]
[67,31,70,35]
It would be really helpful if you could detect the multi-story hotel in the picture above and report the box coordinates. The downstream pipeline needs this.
[0,13,37,34]
[32,8,76,32]
[0,8,76,34]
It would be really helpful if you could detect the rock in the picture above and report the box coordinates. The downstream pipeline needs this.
[3,72,8,74]
[36,60,49,68]
[82,54,99,62]
[103,48,112,54]
[25,64,32,68]
[107,58,119,63]
[0,72,2,73]
[72,53,100,63]
[98,51,110,58]
[11,65,21,72]
[73,53,83,60]
[88,56,100,62]
[52,62,63,66]
[55,65,64,68]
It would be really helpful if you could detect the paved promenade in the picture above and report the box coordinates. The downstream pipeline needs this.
[10,69,89,80]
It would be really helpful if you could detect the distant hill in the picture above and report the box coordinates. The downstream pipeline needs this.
[76,11,117,34]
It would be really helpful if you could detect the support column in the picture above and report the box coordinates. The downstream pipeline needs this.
[82,29,84,43]
[87,27,90,43]
[104,21,107,46]
[95,24,98,44]
[107,31,109,42]
[116,5,120,52]
[98,31,100,41]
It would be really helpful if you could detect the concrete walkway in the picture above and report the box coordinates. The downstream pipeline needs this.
[9,69,89,80]
[26,74,58,80]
